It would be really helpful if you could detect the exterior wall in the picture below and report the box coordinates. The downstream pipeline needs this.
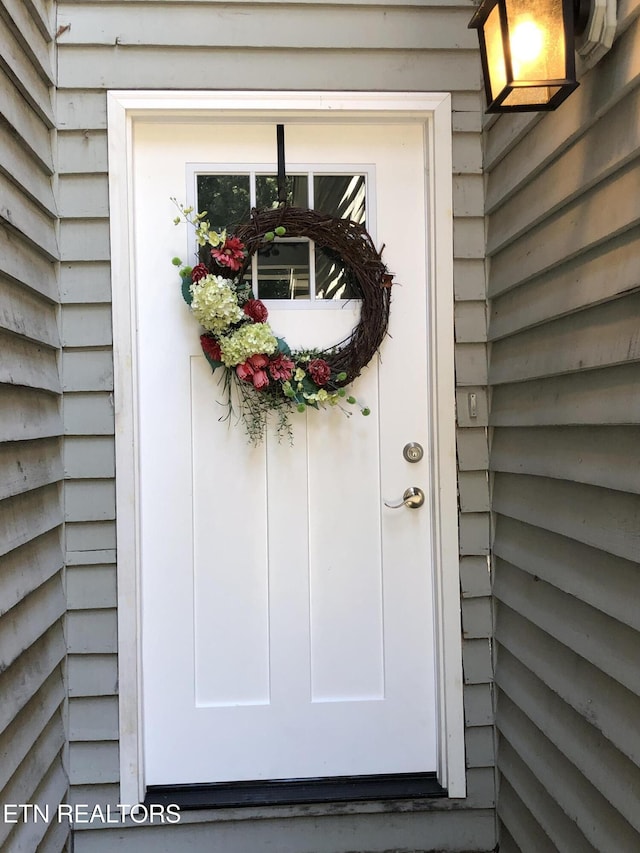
[55,1,495,849]
[0,1,69,851]
[485,4,640,851]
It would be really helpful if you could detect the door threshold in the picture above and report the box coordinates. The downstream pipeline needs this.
[145,773,446,810]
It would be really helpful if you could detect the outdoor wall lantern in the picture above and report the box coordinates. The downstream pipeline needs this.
[469,0,591,113]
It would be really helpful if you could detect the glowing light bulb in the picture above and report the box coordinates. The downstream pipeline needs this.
[510,20,544,76]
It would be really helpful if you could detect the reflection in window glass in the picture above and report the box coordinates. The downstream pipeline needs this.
[315,246,359,301]
[314,175,366,224]
[256,175,308,210]
[257,241,310,300]
[197,175,251,231]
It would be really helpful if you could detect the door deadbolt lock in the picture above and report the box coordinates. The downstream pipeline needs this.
[403,442,424,463]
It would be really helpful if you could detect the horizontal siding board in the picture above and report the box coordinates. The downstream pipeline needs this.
[0,719,65,849]
[1,0,55,83]
[453,217,484,258]
[462,638,493,684]
[60,262,112,303]
[490,291,640,384]
[62,348,114,392]
[0,66,52,172]
[57,47,480,91]
[0,225,57,301]
[0,484,62,558]
[0,626,65,736]
[61,305,112,348]
[0,530,62,617]
[497,647,640,833]
[456,427,489,471]
[67,565,117,610]
[0,275,59,346]
[458,470,490,512]
[493,473,640,562]
[463,683,494,727]
[68,741,119,785]
[69,696,119,741]
[0,118,56,215]
[4,763,67,853]
[497,692,640,851]
[0,574,65,674]
[498,742,597,853]
[498,776,561,853]
[464,726,495,767]
[0,331,60,393]
[0,385,61,442]
[461,597,492,638]
[66,548,115,566]
[454,301,486,342]
[56,89,107,130]
[0,171,58,259]
[489,160,640,297]
[494,516,640,632]
[459,511,490,554]
[63,392,114,435]
[453,258,486,301]
[452,174,484,217]
[37,812,72,853]
[64,436,115,478]
[64,520,116,550]
[65,479,115,521]
[487,88,640,250]
[66,609,117,654]
[455,343,487,385]
[494,558,640,697]
[452,133,482,174]
[488,229,640,340]
[21,0,54,39]
[0,437,62,500]
[0,669,64,792]
[56,5,477,50]
[67,654,118,697]
[59,219,110,262]
[57,130,108,174]
[0,13,53,126]
[58,174,109,218]
[490,426,640,494]
[459,555,491,598]
[496,605,640,766]
[490,363,640,426]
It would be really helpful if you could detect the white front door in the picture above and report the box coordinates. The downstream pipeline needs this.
[133,119,438,786]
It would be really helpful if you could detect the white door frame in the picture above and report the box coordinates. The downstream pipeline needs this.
[107,90,465,805]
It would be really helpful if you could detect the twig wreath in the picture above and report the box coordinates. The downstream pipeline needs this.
[172,202,392,444]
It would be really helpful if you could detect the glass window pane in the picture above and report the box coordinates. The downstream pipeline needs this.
[257,241,310,300]
[314,175,366,224]
[256,174,308,210]
[315,246,360,301]
[197,174,251,231]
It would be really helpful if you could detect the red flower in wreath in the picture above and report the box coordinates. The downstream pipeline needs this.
[269,353,294,381]
[308,358,331,386]
[237,353,270,389]
[243,299,269,323]
[211,236,245,272]
[191,263,209,283]
[200,335,222,363]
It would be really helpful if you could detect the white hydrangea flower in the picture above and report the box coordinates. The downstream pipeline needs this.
[219,323,278,367]
[189,275,243,334]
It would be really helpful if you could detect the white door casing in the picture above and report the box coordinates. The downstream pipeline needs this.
[108,92,464,803]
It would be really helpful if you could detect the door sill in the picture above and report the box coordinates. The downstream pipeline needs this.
[145,773,446,810]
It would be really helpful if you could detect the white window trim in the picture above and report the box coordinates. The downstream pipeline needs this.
[107,90,465,805]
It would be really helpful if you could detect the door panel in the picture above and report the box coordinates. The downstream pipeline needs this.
[133,121,437,785]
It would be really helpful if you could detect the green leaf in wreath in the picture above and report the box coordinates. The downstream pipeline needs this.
[276,337,291,356]
[181,276,194,305]
[203,351,223,371]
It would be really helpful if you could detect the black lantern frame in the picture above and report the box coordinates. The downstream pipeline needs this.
[469,0,591,113]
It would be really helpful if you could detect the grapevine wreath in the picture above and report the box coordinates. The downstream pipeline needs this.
[172,202,393,443]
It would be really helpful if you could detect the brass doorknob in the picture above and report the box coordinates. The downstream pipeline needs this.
[384,487,425,509]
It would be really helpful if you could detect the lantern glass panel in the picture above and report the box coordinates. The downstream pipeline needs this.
[484,4,507,101]
[501,85,563,107]
[504,0,566,83]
